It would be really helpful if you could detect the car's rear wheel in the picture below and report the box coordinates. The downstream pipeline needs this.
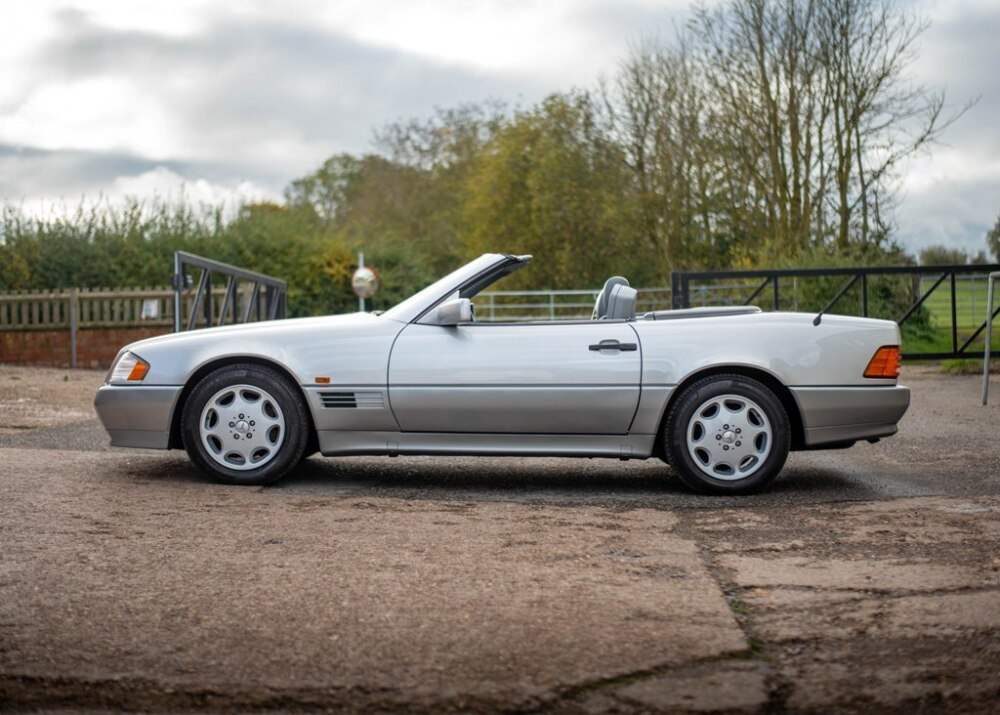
[181,364,310,485]
[664,374,789,494]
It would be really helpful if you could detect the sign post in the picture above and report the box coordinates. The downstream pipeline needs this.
[351,252,379,312]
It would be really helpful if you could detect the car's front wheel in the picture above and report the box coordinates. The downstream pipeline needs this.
[181,363,310,485]
[664,374,790,495]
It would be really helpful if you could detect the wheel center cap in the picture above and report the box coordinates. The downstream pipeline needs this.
[235,420,250,434]
[722,430,736,444]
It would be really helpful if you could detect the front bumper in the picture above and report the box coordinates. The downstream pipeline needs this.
[93,384,183,449]
[790,385,910,447]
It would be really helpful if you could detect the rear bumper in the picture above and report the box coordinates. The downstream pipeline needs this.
[790,385,910,448]
[94,384,183,449]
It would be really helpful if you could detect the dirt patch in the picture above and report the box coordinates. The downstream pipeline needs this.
[0,366,105,434]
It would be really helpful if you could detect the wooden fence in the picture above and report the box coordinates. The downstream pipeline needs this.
[0,287,176,331]
[0,287,246,368]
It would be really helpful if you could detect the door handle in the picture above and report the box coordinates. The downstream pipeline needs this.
[589,340,638,352]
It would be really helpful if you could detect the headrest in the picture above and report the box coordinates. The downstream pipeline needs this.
[593,276,630,319]
[605,283,637,321]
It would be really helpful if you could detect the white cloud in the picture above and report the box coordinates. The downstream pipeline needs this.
[896,147,1000,256]
[13,166,275,223]
[314,0,624,83]
[890,0,1000,256]
[0,76,183,159]
[110,167,272,206]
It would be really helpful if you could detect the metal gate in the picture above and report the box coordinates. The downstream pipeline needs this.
[670,264,1000,360]
[171,251,287,332]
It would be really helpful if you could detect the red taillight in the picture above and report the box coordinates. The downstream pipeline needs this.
[864,346,901,379]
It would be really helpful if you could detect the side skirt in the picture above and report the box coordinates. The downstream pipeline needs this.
[317,431,657,460]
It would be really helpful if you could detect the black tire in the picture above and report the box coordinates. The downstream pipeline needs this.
[181,363,311,485]
[663,374,790,495]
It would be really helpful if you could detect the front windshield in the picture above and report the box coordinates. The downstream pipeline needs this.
[381,254,510,323]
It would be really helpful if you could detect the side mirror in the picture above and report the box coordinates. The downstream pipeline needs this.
[430,298,473,326]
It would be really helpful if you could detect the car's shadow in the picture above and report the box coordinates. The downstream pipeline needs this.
[262,454,878,509]
[22,418,936,506]
[31,422,891,507]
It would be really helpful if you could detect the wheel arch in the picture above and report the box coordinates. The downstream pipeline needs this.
[168,356,318,452]
[656,365,805,452]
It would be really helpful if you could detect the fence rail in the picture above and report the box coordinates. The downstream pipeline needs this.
[0,287,173,330]
[0,286,251,331]
[172,251,287,332]
[0,285,272,368]
[671,264,1000,360]
[477,288,673,322]
[1,256,288,332]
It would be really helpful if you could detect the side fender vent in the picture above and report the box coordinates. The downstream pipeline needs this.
[318,391,384,409]
[319,392,357,409]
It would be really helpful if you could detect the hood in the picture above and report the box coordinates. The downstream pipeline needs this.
[123,312,382,353]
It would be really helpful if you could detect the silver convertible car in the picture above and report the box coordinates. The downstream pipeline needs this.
[95,253,909,494]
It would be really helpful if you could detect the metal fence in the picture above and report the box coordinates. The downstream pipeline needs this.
[172,251,287,332]
[477,287,673,322]
[670,264,1000,360]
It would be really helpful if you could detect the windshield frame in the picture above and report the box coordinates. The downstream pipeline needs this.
[381,253,531,324]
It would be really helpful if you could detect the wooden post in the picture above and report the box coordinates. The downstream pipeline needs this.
[69,289,79,369]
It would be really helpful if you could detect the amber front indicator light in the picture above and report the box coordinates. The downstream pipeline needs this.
[109,352,150,384]
[864,346,901,379]
[127,360,149,381]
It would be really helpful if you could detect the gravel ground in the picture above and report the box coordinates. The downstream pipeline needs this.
[1,364,998,713]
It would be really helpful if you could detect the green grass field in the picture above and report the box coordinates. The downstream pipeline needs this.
[921,275,995,331]
[904,275,1000,356]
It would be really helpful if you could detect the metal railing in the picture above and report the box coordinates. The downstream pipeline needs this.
[984,272,1000,405]
[172,251,287,332]
[477,287,673,322]
[671,264,1000,360]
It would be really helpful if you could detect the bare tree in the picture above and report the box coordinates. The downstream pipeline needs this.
[817,0,960,247]
[608,37,718,274]
[609,0,965,268]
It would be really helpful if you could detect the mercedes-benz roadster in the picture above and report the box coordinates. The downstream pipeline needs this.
[95,253,909,494]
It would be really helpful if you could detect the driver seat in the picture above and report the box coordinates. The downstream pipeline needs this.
[593,276,630,319]
[604,283,637,320]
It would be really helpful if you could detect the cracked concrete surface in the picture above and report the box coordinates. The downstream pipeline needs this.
[678,497,1000,713]
[1,365,999,713]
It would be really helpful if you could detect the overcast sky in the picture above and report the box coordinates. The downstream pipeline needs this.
[1,0,997,259]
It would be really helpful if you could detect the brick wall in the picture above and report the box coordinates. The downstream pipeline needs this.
[0,327,170,369]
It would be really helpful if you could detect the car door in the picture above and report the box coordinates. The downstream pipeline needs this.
[387,321,641,434]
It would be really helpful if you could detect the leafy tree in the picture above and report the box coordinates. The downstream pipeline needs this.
[461,92,653,289]
[987,214,1000,262]
[609,38,725,273]
[214,202,354,316]
[284,154,362,228]
[371,102,507,275]
[919,245,976,266]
